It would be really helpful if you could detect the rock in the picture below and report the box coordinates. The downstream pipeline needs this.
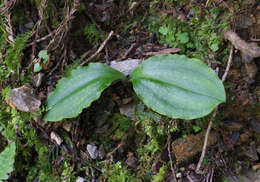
[24,22,34,29]
[176,172,182,179]
[244,145,259,161]
[50,131,63,145]
[119,102,135,118]
[32,73,44,87]
[251,119,260,133]
[87,144,98,159]
[6,84,41,113]
[223,121,243,131]
[75,177,88,182]
[125,152,138,168]
[257,146,260,154]
[172,131,217,163]
[239,132,252,143]
[110,59,141,76]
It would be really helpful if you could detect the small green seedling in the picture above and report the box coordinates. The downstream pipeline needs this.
[33,50,49,72]
[44,54,226,121]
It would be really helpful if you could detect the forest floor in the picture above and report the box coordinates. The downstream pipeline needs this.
[0,0,260,182]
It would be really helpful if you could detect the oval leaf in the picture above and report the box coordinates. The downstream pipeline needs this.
[0,142,16,180]
[44,63,126,121]
[130,54,226,119]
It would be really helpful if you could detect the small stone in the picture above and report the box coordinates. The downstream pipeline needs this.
[24,22,34,29]
[87,144,98,159]
[125,152,138,168]
[119,102,135,118]
[110,59,141,76]
[172,131,217,163]
[240,132,252,143]
[176,172,182,178]
[223,121,243,131]
[50,131,63,145]
[75,177,88,182]
[251,120,260,133]
[244,145,259,161]
[6,84,41,113]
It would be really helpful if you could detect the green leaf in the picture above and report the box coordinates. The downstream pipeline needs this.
[33,62,42,72]
[159,26,169,35]
[38,50,49,63]
[176,32,189,44]
[44,63,126,121]
[130,54,226,120]
[0,142,16,181]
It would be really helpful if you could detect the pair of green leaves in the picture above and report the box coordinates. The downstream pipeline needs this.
[44,54,226,121]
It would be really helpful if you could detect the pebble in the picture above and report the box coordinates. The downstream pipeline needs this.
[223,120,243,131]
[24,22,34,29]
[251,119,260,133]
[75,177,88,182]
[50,131,63,145]
[87,144,99,159]
[239,132,252,143]
[110,59,141,76]
[172,131,217,163]
[125,152,138,168]
[176,172,182,178]
[244,145,259,161]
[119,102,135,118]
[6,84,41,113]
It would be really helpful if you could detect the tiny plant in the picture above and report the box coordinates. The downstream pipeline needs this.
[44,54,226,121]
[33,50,49,72]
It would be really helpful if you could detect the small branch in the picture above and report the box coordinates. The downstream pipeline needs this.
[80,31,114,66]
[196,46,234,173]
[167,132,177,182]
[224,30,260,58]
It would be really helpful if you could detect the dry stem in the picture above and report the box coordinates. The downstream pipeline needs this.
[196,46,234,173]
[80,31,114,66]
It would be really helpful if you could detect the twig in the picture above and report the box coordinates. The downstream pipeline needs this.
[205,0,211,7]
[196,46,234,173]
[80,31,114,66]
[167,132,177,182]
[187,174,195,182]
[26,31,55,47]
[224,30,260,58]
